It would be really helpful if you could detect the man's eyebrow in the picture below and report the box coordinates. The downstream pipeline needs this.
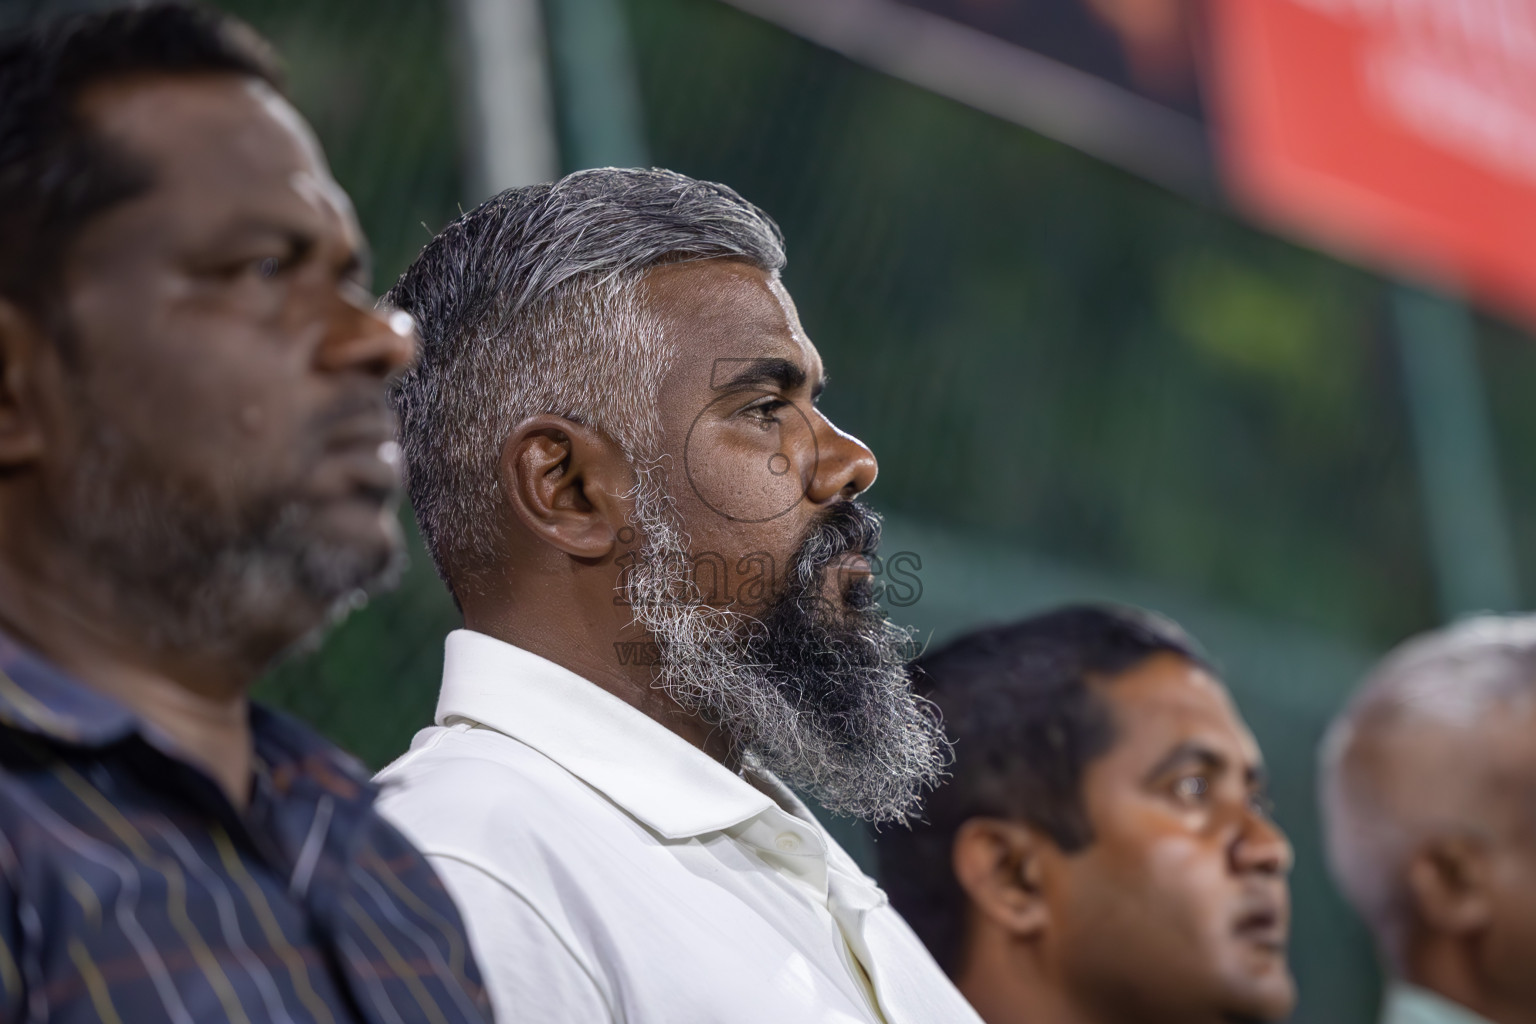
[1145,740,1269,789]
[200,219,371,282]
[711,357,809,394]
[1144,740,1227,783]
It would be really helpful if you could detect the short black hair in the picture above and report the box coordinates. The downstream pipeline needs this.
[0,2,282,326]
[877,603,1213,977]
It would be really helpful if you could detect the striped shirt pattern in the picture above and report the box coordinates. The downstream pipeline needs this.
[0,632,494,1024]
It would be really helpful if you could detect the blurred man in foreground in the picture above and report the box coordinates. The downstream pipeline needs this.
[0,6,490,1020]
[1322,616,1536,1024]
[879,605,1295,1024]
[376,167,977,1023]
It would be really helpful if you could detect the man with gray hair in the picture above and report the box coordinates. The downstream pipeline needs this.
[374,168,978,1023]
[1320,616,1536,1024]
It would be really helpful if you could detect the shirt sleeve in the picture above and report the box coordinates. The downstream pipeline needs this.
[425,854,615,1024]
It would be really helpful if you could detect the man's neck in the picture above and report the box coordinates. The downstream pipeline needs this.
[0,550,257,809]
[957,953,1099,1024]
[955,937,1220,1024]
[463,598,736,765]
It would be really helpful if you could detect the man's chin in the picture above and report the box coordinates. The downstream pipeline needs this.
[1218,967,1296,1023]
[310,495,404,547]
[220,532,406,671]
[297,494,404,569]
[297,528,407,605]
[177,495,406,664]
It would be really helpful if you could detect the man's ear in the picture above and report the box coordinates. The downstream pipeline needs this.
[952,817,1052,940]
[0,299,48,466]
[499,414,633,560]
[1405,835,1494,936]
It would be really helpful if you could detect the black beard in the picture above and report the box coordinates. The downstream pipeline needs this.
[744,503,909,753]
[627,489,949,824]
[53,404,404,672]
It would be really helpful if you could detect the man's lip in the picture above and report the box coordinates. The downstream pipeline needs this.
[325,416,397,452]
[826,552,873,577]
[324,449,401,499]
[1233,906,1288,952]
[322,421,401,498]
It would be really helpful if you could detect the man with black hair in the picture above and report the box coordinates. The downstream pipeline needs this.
[879,604,1295,1024]
[0,5,491,1021]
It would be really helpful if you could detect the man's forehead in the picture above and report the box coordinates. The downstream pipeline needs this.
[78,72,354,236]
[1100,655,1262,767]
[1389,700,1536,786]
[645,259,816,367]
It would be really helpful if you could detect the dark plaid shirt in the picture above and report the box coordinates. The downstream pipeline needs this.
[0,632,494,1024]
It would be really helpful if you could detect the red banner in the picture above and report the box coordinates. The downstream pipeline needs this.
[1211,0,1536,325]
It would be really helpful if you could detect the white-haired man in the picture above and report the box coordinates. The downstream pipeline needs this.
[374,168,980,1023]
[1321,616,1536,1024]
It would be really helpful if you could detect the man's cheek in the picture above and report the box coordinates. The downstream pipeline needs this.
[675,505,803,579]
[102,350,275,450]
[1142,828,1225,891]
[1162,840,1252,968]
[681,409,815,526]
[1135,830,1228,921]
[686,456,807,525]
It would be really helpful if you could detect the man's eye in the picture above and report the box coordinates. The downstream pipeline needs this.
[1173,775,1209,801]
[216,255,287,281]
[1250,792,1277,817]
[745,399,789,425]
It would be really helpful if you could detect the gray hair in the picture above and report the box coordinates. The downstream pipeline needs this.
[1319,614,1536,962]
[386,167,786,595]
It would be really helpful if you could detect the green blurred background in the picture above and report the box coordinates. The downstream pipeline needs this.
[12,0,1536,1019]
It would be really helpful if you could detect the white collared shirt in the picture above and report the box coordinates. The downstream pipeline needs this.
[375,629,982,1024]
[1382,984,1494,1024]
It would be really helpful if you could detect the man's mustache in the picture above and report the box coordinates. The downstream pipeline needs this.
[311,388,397,438]
[792,501,883,583]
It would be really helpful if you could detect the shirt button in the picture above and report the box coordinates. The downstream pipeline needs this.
[775,832,802,852]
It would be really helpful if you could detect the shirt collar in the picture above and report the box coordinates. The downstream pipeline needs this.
[0,630,138,747]
[436,628,777,840]
[1382,983,1494,1024]
[251,704,376,804]
[0,628,372,805]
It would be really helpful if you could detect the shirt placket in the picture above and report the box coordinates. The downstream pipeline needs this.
[731,809,887,1022]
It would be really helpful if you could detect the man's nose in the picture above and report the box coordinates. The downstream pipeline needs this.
[803,415,878,505]
[1231,811,1293,876]
[316,292,418,378]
